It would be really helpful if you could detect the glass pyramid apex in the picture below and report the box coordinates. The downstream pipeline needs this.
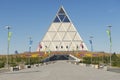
[53,6,70,22]
[58,7,65,15]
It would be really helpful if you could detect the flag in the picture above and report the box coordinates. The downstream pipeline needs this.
[15,50,18,54]
[8,32,12,41]
[106,29,111,37]
[89,40,92,44]
[29,39,33,47]
[106,29,112,46]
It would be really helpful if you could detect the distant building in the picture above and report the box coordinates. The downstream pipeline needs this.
[37,6,88,52]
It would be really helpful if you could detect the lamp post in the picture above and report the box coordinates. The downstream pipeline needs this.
[6,26,11,69]
[107,25,112,66]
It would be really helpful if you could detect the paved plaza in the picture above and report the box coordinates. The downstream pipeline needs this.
[0,61,120,80]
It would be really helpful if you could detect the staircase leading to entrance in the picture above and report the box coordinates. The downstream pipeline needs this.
[42,54,80,63]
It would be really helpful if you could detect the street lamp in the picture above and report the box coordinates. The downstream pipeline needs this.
[107,25,112,66]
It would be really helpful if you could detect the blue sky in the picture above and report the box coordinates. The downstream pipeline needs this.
[0,0,120,54]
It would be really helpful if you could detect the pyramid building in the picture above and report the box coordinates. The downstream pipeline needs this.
[37,6,88,52]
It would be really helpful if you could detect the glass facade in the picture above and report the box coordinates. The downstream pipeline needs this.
[58,15,65,21]
[53,7,70,23]
[53,16,60,22]
[63,16,70,22]
[58,8,65,14]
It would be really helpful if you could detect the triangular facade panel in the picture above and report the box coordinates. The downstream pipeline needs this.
[53,16,60,22]
[37,6,88,51]
[58,8,65,14]
[42,32,51,41]
[49,42,55,51]
[48,24,56,31]
[62,23,70,31]
[52,42,61,47]
[52,23,61,31]
[48,32,56,40]
[64,41,71,50]
[63,16,70,22]
[58,25,65,31]
[68,32,76,40]
[58,32,65,40]
[68,24,76,31]
[69,42,76,51]
[53,33,61,41]
[74,33,82,41]
[63,32,72,41]
[43,42,51,48]
[59,42,66,51]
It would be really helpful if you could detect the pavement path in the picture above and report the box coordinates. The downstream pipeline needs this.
[0,61,120,80]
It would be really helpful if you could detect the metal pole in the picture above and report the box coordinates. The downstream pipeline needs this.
[29,46,31,65]
[90,36,93,64]
[29,37,32,65]
[90,36,93,52]
[108,25,112,66]
[6,26,11,69]
[39,43,41,64]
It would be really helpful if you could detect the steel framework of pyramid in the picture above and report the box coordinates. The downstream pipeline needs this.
[37,6,88,52]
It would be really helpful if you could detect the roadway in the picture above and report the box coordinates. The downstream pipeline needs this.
[0,61,120,80]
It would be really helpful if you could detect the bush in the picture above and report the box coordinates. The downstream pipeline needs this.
[0,62,4,68]
[83,57,91,64]
[10,62,17,67]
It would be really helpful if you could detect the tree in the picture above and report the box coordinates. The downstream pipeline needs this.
[111,52,120,66]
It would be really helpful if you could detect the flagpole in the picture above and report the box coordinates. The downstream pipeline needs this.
[108,25,112,66]
[29,37,32,66]
[89,36,93,64]
[6,26,11,69]
[90,36,93,52]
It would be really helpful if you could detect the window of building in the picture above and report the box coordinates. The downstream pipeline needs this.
[56,46,58,49]
[58,8,65,14]
[45,46,47,48]
[63,16,70,22]
[66,46,68,49]
[58,14,65,21]
[76,45,79,49]
[53,16,60,22]
[61,46,63,49]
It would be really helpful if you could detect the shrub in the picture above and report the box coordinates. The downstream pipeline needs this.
[0,62,4,68]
